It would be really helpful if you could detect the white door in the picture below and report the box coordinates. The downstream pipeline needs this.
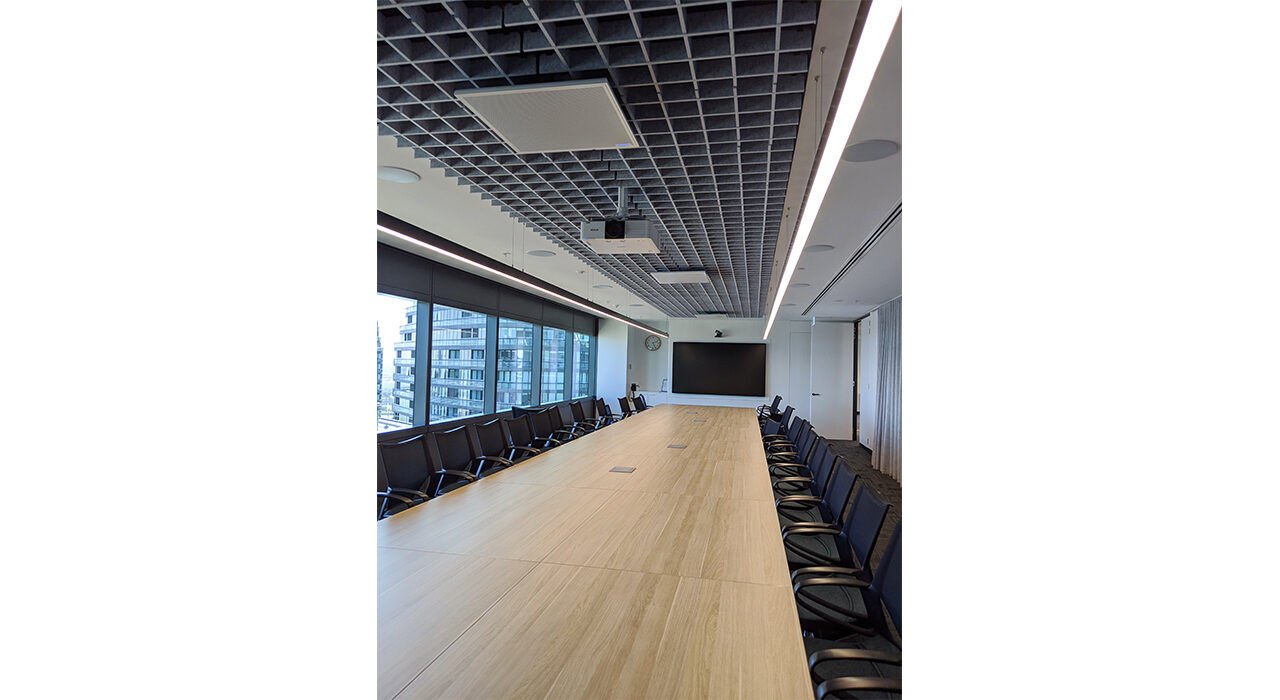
[810,322,856,439]
[788,331,811,421]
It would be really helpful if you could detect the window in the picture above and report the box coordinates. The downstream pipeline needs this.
[541,327,567,403]
[429,303,487,423]
[497,318,534,410]
[377,293,418,433]
[572,332,593,398]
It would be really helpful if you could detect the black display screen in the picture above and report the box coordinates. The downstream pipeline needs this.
[671,342,766,396]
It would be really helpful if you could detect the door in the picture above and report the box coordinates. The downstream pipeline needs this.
[810,322,855,439]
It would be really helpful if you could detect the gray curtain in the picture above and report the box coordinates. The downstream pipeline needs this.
[872,298,902,481]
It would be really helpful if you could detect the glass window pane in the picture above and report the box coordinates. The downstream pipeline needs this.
[377,293,418,433]
[572,331,592,398]
[540,327,567,404]
[496,318,535,410]
[430,304,487,423]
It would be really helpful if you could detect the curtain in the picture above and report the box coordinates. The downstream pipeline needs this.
[872,298,902,481]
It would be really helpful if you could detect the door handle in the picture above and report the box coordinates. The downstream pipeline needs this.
[811,393,820,396]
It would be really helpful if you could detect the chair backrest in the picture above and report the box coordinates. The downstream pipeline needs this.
[617,397,634,417]
[782,410,803,442]
[595,397,613,418]
[869,522,903,637]
[503,414,537,448]
[792,423,816,461]
[841,485,890,569]
[777,405,794,434]
[761,417,781,437]
[377,435,432,493]
[551,404,576,431]
[427,425,478,473]
[510,405,537,419]
[569,400,588,423]
[529,408,558,439]
[822,456,859,520]
[768,395,782,412]
[470,418,509,458]
[806,441,839,498]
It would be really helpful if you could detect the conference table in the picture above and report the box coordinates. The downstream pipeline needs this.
[377,403,812,699]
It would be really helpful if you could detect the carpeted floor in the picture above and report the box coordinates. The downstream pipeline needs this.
[826,440,901,570]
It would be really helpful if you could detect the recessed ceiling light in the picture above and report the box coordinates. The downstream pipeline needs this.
[652,270,711,284]
[842,139,900,163]
[377,166,420,183]
[592,284,612,289]
[805,244,835,253]
[790,282,810,288]
[526,249,556,257]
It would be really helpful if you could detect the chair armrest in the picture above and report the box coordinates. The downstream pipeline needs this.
[775,494,822,507]
[768,462,808,475]
[378,491,418,505]
[435,469,479,482]
[538,436,563,447]
[791,565,861,582]
[781,521,837,534]
[793,575,870,592]
[476,455,514,467]
[781,526,840,544]
[387,487,430,500]
[507,445,542,456]
[761,435,791,443]
[809,648,902,672]
[817,677,902,700]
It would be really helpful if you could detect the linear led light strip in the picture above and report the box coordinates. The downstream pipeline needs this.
[378,224,670,338]
[763,0,902,339]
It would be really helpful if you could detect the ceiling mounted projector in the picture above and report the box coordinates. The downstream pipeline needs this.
[455,78,639,154]
[581,186,659,254]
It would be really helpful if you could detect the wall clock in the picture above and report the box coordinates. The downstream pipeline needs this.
[644,334,662,351]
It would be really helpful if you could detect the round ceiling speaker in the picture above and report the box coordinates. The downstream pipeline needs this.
[377,165,420,183]
[841,139,900,163]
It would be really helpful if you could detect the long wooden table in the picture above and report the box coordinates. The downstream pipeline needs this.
[377,403,812,699]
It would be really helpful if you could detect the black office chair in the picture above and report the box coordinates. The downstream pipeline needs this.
[550,404,589,439]
[617,397,635,418]
[763,407,801,448]
[594,397,619,426]
[379,433,476,501]
[783,483,889,574]
[757,394,783,423]
[776,448,860,531]
[633,394,650,411]
[467,419,517,475]
[426,425,493,487]
[510,405,538,419]
[773,440,839,500]
[799,523,903,700]
[768,421,815,465]
[501,413,546,459]
[769,431,826,480]
[569,400,603,432]
[377,453,419,520]
[528,408,570,448]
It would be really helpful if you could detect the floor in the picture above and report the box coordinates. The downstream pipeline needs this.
[827,440,901,570]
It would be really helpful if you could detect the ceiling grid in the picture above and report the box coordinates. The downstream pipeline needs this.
[377,0,818,317]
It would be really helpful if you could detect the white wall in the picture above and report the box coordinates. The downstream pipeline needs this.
[620,317,813,411]
[858,311,879,450]
[596,318,629,406]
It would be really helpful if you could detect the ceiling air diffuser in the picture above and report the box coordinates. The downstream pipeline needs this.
[455,78,639,154]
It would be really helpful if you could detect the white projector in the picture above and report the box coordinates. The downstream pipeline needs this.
[581,218,659,254]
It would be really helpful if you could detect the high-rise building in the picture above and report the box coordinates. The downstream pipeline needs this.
[428,305,487,421]
[390,303,417,426]
[376,324,383,406]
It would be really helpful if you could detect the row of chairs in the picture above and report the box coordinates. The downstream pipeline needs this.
[757,395,903,699]
[377,396,630,519]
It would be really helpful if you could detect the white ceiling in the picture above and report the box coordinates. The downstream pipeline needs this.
[775,20,902,321]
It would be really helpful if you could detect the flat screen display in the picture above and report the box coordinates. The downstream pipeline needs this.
[671,342,766,396]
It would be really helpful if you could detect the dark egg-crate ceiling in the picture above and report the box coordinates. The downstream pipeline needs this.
[377,0,819,317]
